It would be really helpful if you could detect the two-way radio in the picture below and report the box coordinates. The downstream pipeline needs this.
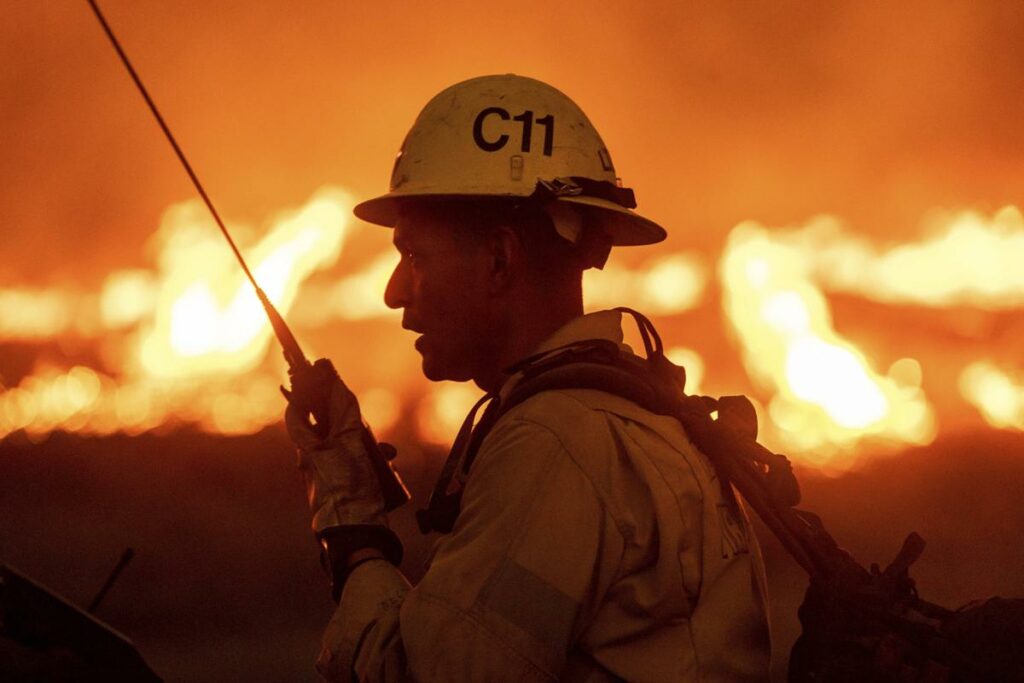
[85,0,409,511]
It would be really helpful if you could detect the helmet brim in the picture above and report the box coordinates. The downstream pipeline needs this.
[353,192,666,247]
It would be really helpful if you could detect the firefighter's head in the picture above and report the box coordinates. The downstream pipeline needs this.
[383,199,585,385]
[358,74,665,386]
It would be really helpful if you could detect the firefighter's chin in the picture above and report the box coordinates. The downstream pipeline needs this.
[415,334,473,382]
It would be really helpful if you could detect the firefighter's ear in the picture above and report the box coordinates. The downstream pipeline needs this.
[486,225,522,293]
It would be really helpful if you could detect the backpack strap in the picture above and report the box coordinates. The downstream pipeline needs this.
[415,340,658,534]
[415,391,497,534]
[415,309,821,581]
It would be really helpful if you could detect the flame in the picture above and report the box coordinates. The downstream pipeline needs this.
[959,362,1024,430]
[138,189,351,377]
[0,187,356,439]
[0,288,80,340]
[0,365,103,436]
[293,252,401,327]
[756,206,1024,309]
[0,274,156,342]
[3,194,1023,468]
[327,253,403,321]
[585,252,707,314]
[720,220,936,464]
[100,270,158,329]
[0,365,286,438]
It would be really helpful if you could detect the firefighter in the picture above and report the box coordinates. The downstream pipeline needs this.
[285,74,771,681]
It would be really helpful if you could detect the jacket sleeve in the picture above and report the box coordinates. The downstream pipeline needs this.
[316,411,624,682]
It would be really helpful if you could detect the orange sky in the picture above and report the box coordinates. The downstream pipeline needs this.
[3,0,1023,287]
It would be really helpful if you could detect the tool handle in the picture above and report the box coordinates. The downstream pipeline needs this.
[289,358,410,512]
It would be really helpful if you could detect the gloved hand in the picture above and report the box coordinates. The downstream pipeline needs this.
[285,362,403,600]
[284,367,387,532]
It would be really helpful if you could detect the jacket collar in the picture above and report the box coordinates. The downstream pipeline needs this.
[498,309,630,400]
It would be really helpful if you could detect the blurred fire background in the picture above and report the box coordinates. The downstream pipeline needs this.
[2,1,1023,680]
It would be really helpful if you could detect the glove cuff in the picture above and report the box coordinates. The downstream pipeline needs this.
[319,525,403,601]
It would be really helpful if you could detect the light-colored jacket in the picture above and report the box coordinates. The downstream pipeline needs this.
[318,310,771,682]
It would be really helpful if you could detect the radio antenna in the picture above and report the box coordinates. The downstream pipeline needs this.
[85,0,308,370]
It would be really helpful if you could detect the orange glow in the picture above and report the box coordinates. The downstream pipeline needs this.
[100,270,158,329]
[327,253,402,322]
[0,188,355,439]
[0,365,103,437]
[755,206,1024,309]
[416,383,482,446]
[721,220,936,465]
[360,387,402,436]
[139,188,353,378]
[959,362,1024,430]
[585,252,707,314]
[666,346,705,396]
[0,366,286,439]
[0,288,77,340]
[289,251,401,329]
[2,195,1022,468]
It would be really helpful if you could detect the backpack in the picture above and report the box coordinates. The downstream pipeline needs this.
[417,308,1024,683]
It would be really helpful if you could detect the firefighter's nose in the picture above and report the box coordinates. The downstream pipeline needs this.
[384,259,410,310]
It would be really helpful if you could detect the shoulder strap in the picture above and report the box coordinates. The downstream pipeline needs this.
[414,310,846,584]
[415,341,657,535]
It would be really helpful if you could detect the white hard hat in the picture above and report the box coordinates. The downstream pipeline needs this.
[354,74,666,247]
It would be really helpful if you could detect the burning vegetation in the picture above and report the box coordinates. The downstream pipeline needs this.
[1,196,1020,474]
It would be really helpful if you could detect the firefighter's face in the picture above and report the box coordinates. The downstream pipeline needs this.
[385,212,498,383]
